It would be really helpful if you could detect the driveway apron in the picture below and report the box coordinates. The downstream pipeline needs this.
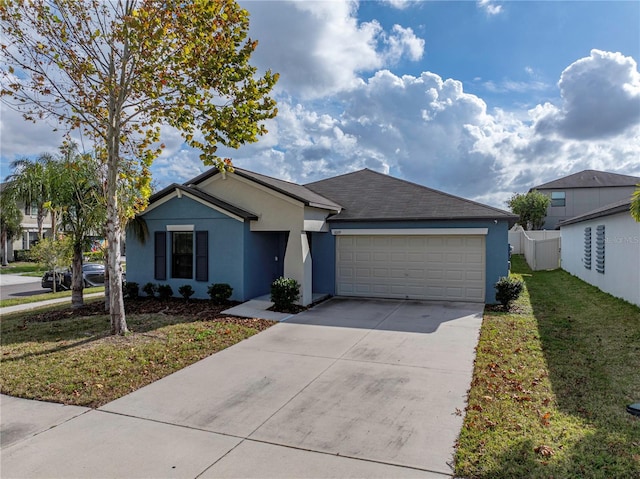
[1,298,482,478]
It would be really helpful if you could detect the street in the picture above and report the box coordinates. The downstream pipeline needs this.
[0,274,49,301]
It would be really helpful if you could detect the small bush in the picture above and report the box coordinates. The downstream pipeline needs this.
[157,284,173,300]
[495,276,524,310]
[178,284,195,300]
[83,251,104,263]
[208,283,233,305]
[271,277,300,311]
[142,282,157,298]
[13,250,32,262]
[123,281,139,299]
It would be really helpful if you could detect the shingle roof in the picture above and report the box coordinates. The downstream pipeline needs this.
[558,198,633,227]
[147,184,258,220]
[187,167,341,212]
[531,170,640,191]
[305,169,517,222]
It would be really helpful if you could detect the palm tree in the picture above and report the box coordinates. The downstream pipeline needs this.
[50,144,107,308]
[6,153,56,241]
[632,186,640,222]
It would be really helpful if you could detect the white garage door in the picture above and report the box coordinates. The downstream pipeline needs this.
[336,234,485,302]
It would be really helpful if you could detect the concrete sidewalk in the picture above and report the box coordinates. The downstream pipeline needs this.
[1,298,482,478]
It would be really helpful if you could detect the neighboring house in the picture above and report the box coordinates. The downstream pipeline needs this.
[126,167,516,305]
[0,182,53,262]
[530,170,639,230]
[559,199,639,307]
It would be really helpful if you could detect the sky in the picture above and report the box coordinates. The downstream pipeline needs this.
[1,0,639,209]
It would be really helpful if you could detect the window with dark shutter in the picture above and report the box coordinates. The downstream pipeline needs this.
[195,231,208,281]
[583,227,591,270]
[154,231,167,280]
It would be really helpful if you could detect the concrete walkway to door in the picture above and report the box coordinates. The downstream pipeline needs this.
[1,298,483,478]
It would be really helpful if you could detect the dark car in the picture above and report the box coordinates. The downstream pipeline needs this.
[41,263,106,290]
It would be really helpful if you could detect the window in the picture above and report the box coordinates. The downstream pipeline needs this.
[595,225,605,274]
[24,201,38,216]
[154,227,208,282]
[551,191,565,207]
[583,227,591,269]
[172,232,193,279]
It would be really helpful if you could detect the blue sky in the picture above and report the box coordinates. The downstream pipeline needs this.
[1,0,639,208]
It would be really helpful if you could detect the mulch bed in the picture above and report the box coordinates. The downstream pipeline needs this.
[24,297,275,331]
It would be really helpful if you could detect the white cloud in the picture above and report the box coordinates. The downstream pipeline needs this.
[477,0,503,16]
[245,0,424,98]
[224,55,639,209]
[383,0,415,9]
[535,49,640,139]
[483,79,549,94]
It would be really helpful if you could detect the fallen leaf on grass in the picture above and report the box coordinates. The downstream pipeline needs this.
[534,445,555,457]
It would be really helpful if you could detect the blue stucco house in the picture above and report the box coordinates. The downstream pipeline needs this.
[126,167,517,305]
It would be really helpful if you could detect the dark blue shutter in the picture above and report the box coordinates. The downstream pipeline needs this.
[154,231,166,280]
[195,231,208,281]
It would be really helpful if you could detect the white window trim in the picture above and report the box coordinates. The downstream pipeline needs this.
[331,228,488,236]
[166,224,194,232]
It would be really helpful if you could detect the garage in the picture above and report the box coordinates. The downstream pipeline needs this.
[335,230,486,302]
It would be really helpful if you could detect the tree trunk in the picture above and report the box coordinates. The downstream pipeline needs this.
[106,196,126,334]
[104,249,110,311]
[1,230,7,266]
[71,240,84,309]
[37,205,46,240]
[51,210,57,237]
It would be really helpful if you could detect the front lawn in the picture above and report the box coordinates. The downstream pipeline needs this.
[0,300,275,407]
[455,255,640,478]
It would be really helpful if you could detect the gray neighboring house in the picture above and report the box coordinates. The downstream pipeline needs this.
[0,181,54,263]
[530,170,639,230]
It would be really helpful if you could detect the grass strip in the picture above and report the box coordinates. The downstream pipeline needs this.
[455,255,640,478]
[0,287,104,308]
[0,262,46,275]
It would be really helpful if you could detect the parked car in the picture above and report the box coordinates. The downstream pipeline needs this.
[41,263,106,290]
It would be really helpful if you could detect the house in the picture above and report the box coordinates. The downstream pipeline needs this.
[559,199,639,307]
[530,170,639,230]
[125,167,517,305]
[0,182,54,263]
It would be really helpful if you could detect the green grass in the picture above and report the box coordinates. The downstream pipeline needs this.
[0,307,274,408]
[0,287,104,308]
[0,262,47,276]
[455,255,640,478]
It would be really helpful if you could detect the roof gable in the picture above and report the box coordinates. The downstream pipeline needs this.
[558,198,633,226]
[187,167,341,212]
[305,169,516,222]
[532,170,640,190]
[144,184,258,221]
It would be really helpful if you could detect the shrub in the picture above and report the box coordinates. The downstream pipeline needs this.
[157,284,173,300]
[142,282,157,298]
[495,276,524,310]
[178,284,195,300]
[123,281,139,299]
[13,250,32,262]
[208,283,233,305]
[83,251,104,263]
[270,277,300,311]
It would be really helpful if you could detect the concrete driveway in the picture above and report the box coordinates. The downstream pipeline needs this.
[1,298,482,478]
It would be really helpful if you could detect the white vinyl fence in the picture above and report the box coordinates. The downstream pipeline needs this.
[509,229,561,271]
